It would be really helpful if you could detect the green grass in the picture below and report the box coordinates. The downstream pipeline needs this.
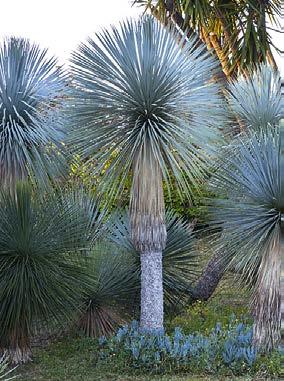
[16,277,278,381]
[16,335,258,381]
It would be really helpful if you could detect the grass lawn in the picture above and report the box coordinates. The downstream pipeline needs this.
[16,278,278,381]
[16,335,271,381]
[17,337,251,381]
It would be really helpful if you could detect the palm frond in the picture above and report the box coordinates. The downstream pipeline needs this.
[0,37,68,187]
[68,16,224,204]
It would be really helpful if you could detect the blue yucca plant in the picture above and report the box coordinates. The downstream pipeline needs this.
[68,16,224,329]
[207,65,283,352]
[0,37,68,187]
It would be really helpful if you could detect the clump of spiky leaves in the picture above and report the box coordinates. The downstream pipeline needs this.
[0,37,68,187]
[77,244,138,338]
[207,127,281,353]
[0,353,16,380]
[0,183,95,364]
[68,17,223,201]
[107,210,199,310]
[226,65,282,130]
[68,16,224,329]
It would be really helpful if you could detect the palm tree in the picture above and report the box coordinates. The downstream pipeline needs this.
[68,17,224,329]
[0,183,94,363]
[134,0,281,78]
[0,37,67,188]
[207,126,282,352]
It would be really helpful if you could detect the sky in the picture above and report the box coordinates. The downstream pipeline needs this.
[0,0,282,74]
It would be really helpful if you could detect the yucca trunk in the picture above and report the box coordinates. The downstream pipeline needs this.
[191,250,225,301]
[130,147,166,330]
[1,330,32,364]
[252,229,281,351]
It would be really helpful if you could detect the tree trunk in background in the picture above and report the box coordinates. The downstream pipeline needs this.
[140,251,164,329]
[252,231,281,352]
[191,250,226,301]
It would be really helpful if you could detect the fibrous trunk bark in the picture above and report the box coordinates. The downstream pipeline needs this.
[1,329,32,364]
[130,145,166,330]
[6,345,32,364]
[191,250,226,301]
[252,230,281,352]
[140,250,164,329]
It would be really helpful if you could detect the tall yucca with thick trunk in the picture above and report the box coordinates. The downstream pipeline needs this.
[0,37,67,187]
[68,17,224,329]
[208,128,282,352]
[206,65,283,352]
[191,65,283,303]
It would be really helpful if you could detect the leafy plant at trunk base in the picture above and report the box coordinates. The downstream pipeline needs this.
[96,319,280,377]
[0,183,94,364]
[108,209,199,310]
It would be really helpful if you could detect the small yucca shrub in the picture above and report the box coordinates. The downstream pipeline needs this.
[0,183,94,363]
[77,244,138,338]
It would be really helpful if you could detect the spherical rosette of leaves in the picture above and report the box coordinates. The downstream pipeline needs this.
[0,183,97,363]
[0,37,68,187]
[68,16,225,201]
[226,65,282,130]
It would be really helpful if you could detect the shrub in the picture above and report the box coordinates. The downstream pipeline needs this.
[167,300,251,335]
[96,320,280,377]
[77,244,138,338]
[0,183,95,363]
